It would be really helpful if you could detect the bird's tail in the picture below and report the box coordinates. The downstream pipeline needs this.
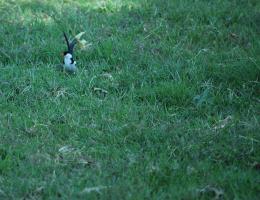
[63,32,70,51]
[63,32,77,54]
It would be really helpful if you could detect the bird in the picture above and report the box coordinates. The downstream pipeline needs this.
[63,32,77,72]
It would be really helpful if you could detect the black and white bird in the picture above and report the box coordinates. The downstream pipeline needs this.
[63,32,77,72]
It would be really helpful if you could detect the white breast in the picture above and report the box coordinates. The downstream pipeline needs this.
[63,53,76,72]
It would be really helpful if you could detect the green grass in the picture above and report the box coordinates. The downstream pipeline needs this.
[0,0,259,199]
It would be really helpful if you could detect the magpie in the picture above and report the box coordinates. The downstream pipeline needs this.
[63,32,77,72]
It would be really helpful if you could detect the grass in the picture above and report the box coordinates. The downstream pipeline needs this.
[0,0,259,199]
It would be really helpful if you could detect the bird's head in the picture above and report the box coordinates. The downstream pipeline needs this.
[61,51,71,59]
[63,51,69,56]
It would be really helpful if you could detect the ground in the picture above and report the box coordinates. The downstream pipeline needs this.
[0,0,259,199]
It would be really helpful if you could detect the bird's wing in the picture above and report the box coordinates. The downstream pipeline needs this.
[68,38,77,55]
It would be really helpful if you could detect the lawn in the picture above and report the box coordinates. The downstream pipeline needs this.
[0,0,259,199]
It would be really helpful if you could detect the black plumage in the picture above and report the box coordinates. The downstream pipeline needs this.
[70,57,74,64]
[63,32,77,55]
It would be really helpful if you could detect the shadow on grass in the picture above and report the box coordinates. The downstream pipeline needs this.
[0,1,259,104]
[0,0,258,105]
